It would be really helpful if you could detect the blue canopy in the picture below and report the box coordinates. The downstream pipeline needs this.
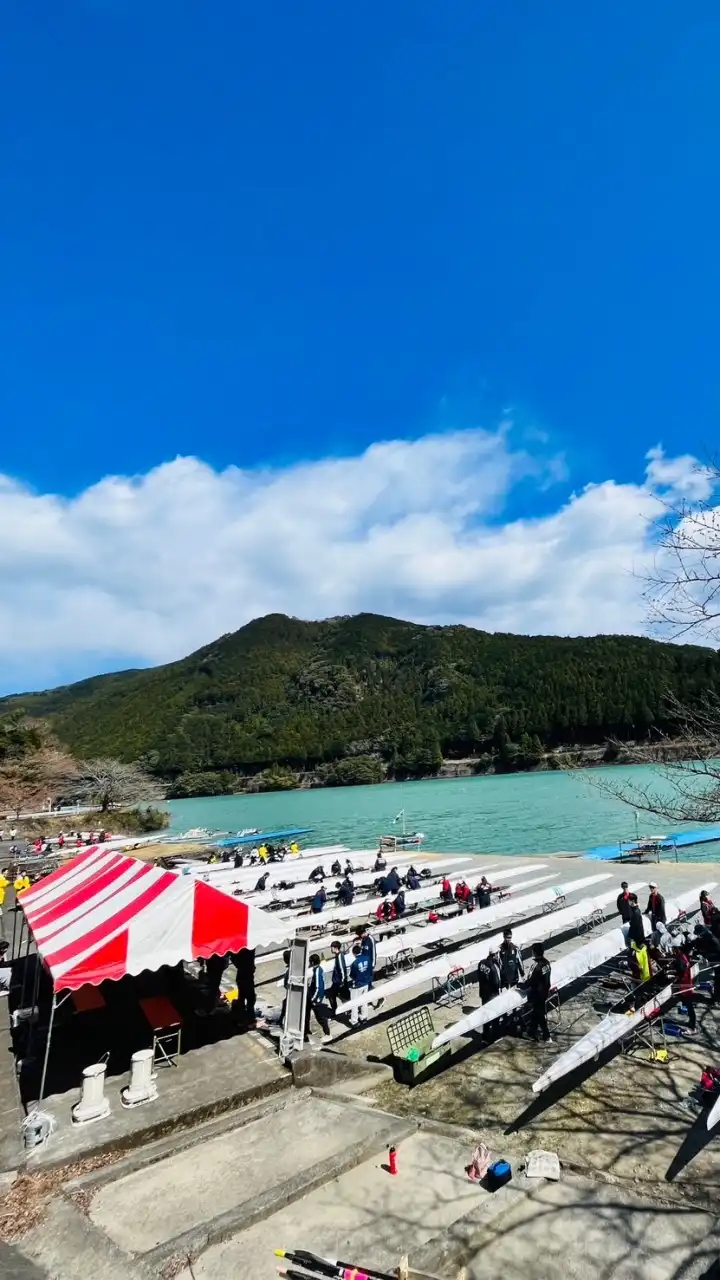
[213,827,312,848]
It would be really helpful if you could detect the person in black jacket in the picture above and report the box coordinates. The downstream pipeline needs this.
[331,859,342,877]
[499,928,525,989]
[525,942,552,1042]
[233,947,257,1026]
[326,940,349,1013]
[309,865,326,883]
[405,867,421,891]
[254,871,269,892]
[626,895,646,948]
[477,950,501,1004]
[337,875,355,906]
[386,867,401,894]
[394,888,406,918]
[693,923,720,1001]
[616,881,632,922]
[646,883,666,929]
[476,876,497,909]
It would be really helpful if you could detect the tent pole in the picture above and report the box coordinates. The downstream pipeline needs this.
[18,923,33,1009]
[10,896,21,960]
[25,954,43,1061]
[37,993,57,1109]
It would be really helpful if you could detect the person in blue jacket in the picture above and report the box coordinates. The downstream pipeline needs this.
[349,943,373,1026]
[310,884,327,914]
[305,953,331,1041]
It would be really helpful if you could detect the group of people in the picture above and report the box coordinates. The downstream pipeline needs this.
[212,839,301,869]
[476,931,553,1041]
[289,924,383,1043]
[440,874,498,912]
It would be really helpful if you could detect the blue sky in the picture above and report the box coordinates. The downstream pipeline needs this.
[1,1,719,691]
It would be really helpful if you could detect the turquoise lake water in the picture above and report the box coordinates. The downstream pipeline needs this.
[166,765,720,861]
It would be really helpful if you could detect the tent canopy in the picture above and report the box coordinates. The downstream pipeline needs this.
[20,845,291,992]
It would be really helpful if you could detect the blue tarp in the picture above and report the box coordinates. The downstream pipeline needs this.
[585,826,720,860]
[213,827,312,848]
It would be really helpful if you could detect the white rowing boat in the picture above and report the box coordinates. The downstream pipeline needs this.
[336,874,613,1014]
[532,966,700,1096]
[432,884,710,1049]
[249,856,470,907]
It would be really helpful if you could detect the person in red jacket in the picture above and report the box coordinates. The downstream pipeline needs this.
[440,876,453,904]
[673,940,697,1035]
[454,880,474,913]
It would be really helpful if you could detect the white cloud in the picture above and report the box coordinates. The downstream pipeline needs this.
[0,430,712,692]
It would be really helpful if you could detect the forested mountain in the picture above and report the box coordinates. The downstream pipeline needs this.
[4,613,719,794]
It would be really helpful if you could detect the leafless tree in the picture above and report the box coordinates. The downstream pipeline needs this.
[0,745,78,819]
[589,464,720,826]
[75,757,159,812]
[643,461,720,641]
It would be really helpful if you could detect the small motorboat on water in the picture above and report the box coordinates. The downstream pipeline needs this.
[379,809,425,852]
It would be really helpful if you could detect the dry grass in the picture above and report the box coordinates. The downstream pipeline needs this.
[0,1150,122,1242]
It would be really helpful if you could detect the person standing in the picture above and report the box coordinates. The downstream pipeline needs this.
[477,949,501,1004]
[305,953,331,1042]
[233,947,257,1027]
[616,881,632,922]
[476,877,496,909]
[646,883,666,929]
[0,868,8,942]
[673,940,697,1035]
[627,893,650,983]
[525,943,553,1043]
[327,940,349,1014]
[499,928,525,989]
[349,943,372,1026]
[693,923,720,1002]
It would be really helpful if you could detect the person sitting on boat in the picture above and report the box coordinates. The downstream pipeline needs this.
[254,871,269,892]
[477,949,501,1004]
[234,851,244,869]
[499,928,525,989]
[440,875,453,904]
[309,865,326,883]
[289,841,300,855]
[337,875,355,906]
[310,884,327,914]
[331,859,343,877]
[454,880,474,913]
[394,888,407,918]
[405,867,421,891]
[374,852,387,872]
[375,897,395,923]
[344,858,355,876]
[475,876,497,909]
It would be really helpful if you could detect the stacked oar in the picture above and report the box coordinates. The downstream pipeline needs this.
[275,1246,399,1280]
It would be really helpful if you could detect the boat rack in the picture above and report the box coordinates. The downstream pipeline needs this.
[432,965,466,1007]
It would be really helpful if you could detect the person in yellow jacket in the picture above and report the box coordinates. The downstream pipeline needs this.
[13,874,31,895]
[258,844,268,863]
[289,842,300,856]
[0,870,8,940]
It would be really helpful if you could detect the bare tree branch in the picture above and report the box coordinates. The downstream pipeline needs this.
[75,758,159,812]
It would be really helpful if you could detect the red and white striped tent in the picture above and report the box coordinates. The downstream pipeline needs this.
[20,844,291,992]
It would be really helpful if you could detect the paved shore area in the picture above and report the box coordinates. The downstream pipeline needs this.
[2,850,720,1278]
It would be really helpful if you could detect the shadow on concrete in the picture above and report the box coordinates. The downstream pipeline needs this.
[666,1107,718,1183]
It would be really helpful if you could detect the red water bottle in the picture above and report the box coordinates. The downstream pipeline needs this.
[388,1145,398,1175]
